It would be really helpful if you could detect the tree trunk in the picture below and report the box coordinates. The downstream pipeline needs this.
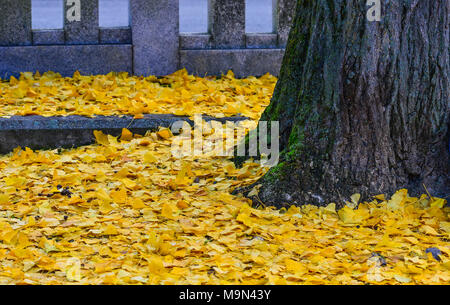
[238,0,449,208]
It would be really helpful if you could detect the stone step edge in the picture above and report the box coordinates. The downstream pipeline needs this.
[0,114,249,154]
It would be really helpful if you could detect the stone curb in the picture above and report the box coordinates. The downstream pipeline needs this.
[0,114,249,154]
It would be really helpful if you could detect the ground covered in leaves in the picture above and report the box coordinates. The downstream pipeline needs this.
[0,71,449,285]
[0,70,275,120]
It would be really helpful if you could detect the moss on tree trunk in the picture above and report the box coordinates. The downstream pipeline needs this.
[236,0,449,208]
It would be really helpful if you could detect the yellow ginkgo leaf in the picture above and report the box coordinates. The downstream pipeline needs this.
[0,194,9,205]
[324,203,336,214]
[96,189,112,203]
[132,198,146,209]
[351,193,361,205]
[120,128,133,141]
[430,198,446,209]
[156,128,172,140]
[121,178,137,189]
[144,152,157,163]
[338,206,364,225]
[386,189,408,210]
[103,224,118,235]
[161,203,176,220]
[439,221,450,233]
[394,274,411,283]
[65,259,81,282]
[420,225,439,236]
[373,194,386,201]
[147,255,166,275]
[93,130,109,146]
[176,200,189,209]
[99,200,114,214]
[284,259,307,275]
[111,188,127,204]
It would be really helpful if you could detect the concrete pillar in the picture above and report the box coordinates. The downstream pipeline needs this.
[208,0,245,49]
[64,0,99,44]
[274,0,296,47]
[0,0,32,46]
[131,0,179,76]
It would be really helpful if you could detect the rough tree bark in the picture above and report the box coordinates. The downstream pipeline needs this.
[237,0,449,208]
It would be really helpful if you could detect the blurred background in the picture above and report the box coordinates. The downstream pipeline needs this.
[31,0,273,33]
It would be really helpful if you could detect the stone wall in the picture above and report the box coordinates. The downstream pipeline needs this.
[0,0,296,78]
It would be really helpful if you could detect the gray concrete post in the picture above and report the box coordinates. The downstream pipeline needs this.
[274,0,296,47]
[64,0,99,44]
[130,0,179,76]
[0,0,32,46]
[208,0,245,49]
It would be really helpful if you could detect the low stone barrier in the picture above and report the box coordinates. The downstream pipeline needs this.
[0,0,295,78]
[0,114,248,154]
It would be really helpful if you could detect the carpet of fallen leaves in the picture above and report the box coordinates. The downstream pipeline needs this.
[0,71,449,285]
[0,69,275,120]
